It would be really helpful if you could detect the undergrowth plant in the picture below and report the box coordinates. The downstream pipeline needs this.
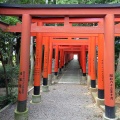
[0,65,19,105]
[115,72,120,89]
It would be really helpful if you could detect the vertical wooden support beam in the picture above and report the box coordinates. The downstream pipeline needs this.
[90,37,97,92]
[15,14,31,120]
[87,38,91,88]
[67,53,69,63]
[54,45,59,78]
[59,49,63,74]
[62,50,64,68]
[32,22,42,103]
[65,52,66,66]
[78,53,80,65]
[81,45,87,81]
[48,40,53,85]
[103,14,116,119]
[42,37,49,92]
[65,52,68,66]
[64,52,66,67]
[96,34,104,106]
[80,51,82,70]
[82,45,86,76]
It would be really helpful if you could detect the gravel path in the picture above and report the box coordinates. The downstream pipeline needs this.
[0,60,103,120]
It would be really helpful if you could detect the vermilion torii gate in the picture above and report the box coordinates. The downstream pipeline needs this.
[0,4,119,120]
[49,39,89,79]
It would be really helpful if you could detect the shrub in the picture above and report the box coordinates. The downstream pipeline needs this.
[115,72,120,89]
[0,65,19,104]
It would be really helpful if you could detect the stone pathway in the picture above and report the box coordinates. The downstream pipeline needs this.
[59,60,81,84]
[0,59,103,120]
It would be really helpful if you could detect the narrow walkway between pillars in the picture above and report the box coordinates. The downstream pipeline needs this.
[0,59,102,120]
[59,59,82,84]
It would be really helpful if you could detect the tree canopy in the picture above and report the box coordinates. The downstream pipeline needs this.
[0,0,120,4]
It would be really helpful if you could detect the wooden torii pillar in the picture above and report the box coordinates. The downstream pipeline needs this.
[96,34,104,106]
[89,36,97,92]
[31,22,43,103]
[59,48,63,74]
[54,45,59,79]
[14,14,31,120]
[48,40,53,85]
[81,45,87,81]
[42,37,50,92]
[103,14,115,119]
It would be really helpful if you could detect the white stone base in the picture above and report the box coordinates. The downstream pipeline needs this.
[42,85,49,92]
[82,76,87,81]
[14,109,28,120]
[81,76,87,85]
[48,74,52,85]
[103,113,118,120]
[54,75,58,80]
[89,87,97,93]
[87,75,91,88]
[31,94,41,103]
[96,97,104,106]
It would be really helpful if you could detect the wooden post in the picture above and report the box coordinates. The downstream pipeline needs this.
[90,37,97,92]
[54,45,59,79]
[103,14,116,119]
[87,38,91,88]
[81,45,87,82]
[32,22,43,103]
[42,37,49,92]
[59,49,63,74]
[62,50,65,68]
[80,51,82,71]
[15,14,31,120]
[97,34,104,106]
[48,41,53,85]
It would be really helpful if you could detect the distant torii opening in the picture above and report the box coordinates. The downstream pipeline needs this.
[74,54,78,60]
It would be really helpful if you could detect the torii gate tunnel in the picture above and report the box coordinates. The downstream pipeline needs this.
[0,4,119,120]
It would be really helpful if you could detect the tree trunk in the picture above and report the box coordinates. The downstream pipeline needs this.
[116,52,120,73]
[8,40,13,66]
[29,37,34,86]
[15,37,20,65]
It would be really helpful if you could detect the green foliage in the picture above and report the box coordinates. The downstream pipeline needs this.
[0,29,15,64]
[0,16,20,65]
[115,37,120,70]
[1,0,120,4]
[0,16,20,25]
[115,72,120,89]
[57,0,120,4]
[0,0,7,3]
[57,0,78,4]
[0,12,20,107]
[0,65,19,106]
[0,0,45,4]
